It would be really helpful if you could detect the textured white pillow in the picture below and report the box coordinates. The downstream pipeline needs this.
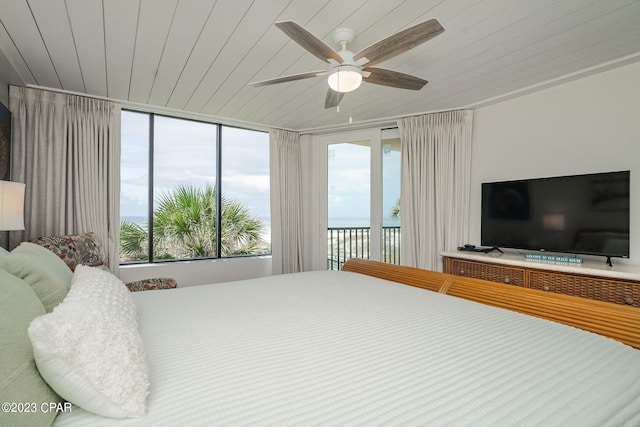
[28,265,150,418]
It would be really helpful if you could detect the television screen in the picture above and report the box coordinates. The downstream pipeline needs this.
[481,171,630,258]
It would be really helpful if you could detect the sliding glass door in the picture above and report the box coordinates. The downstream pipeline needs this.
[319,128,400,270]
[326,139,373,270]
[382,135,401,265]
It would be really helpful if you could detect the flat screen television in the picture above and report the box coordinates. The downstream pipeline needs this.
[481,171,630,262]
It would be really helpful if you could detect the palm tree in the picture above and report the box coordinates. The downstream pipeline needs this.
[119,220,148,260]
[120,184,266,261]
[390,198,400,219]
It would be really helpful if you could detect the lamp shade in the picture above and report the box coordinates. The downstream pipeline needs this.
[0,181,25,231]
[327,66,362,93]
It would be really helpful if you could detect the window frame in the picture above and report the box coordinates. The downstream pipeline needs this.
[120,109,271,265]
[316,127,401,270]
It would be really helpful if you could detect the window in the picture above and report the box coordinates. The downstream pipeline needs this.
[220,126,271,256]
[382,137,401,265]
[119,111,270,263]
[327,140,371,270]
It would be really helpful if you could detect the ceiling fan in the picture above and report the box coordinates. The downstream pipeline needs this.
[249,19,444,109]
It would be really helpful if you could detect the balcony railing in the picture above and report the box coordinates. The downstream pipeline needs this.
[327,226,401,270]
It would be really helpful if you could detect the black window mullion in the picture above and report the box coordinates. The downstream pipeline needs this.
[120,111,269,265]
[216,125,222,258]
[148,113,155,263]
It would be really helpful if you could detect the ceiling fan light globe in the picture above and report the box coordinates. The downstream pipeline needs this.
[327,67,362,93]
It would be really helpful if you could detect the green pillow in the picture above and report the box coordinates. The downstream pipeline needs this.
[0,268,63,427]
[0,242,73,312]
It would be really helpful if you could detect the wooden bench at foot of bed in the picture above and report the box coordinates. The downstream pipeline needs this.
[342,258,640,350]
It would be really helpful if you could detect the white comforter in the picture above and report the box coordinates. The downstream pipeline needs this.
[54,270,640,426]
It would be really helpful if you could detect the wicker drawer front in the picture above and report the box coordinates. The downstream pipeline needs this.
[449,259,525,286]
[529,271,640,307]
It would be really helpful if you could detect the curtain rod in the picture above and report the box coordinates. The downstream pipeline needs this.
[297,106,465,135]
[23,84,280,133]
[22,84,462,135]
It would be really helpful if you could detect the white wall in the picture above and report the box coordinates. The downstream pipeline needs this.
[469,61,640,265]
[119,256,272,287]
[0,49,11,106]
[0,46,26,106]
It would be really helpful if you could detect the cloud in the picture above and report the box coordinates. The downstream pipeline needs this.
[120,193,147,217]
[224,174,270,193]
[121,115,272,218]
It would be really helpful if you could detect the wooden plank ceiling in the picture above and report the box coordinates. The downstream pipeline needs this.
[0,0,639,132]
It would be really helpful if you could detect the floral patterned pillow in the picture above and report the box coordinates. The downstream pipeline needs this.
[126,277,177,292]
[29,233,106,272]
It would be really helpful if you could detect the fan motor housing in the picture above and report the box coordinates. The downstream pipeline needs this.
[333,27,356,46]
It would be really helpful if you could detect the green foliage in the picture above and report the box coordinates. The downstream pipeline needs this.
[120,184,266,261]
[119,220,148,260]
[390,198,400,219]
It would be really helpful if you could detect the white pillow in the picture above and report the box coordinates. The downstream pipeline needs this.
[28,265,150,418]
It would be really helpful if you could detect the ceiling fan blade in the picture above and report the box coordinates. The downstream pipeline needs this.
[325,89,344,109]
[249,70,326,87]
[353,19,444,67]
[363,67,428,90]
[275,21,344,63]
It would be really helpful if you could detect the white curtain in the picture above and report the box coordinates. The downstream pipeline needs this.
[9,86,121,274]
[269,129,303,274]
[397,110,473,271]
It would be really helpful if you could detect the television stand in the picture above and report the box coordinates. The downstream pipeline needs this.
[606,256,613,268]
[442,251,640,307]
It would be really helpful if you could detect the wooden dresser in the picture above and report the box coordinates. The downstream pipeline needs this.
[442,252,640,307]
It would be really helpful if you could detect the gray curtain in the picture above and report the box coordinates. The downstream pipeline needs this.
[397,110,473,271]
[269,128,303,274]
[9,86,121,274]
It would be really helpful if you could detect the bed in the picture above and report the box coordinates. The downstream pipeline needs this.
[3,247,640,426]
